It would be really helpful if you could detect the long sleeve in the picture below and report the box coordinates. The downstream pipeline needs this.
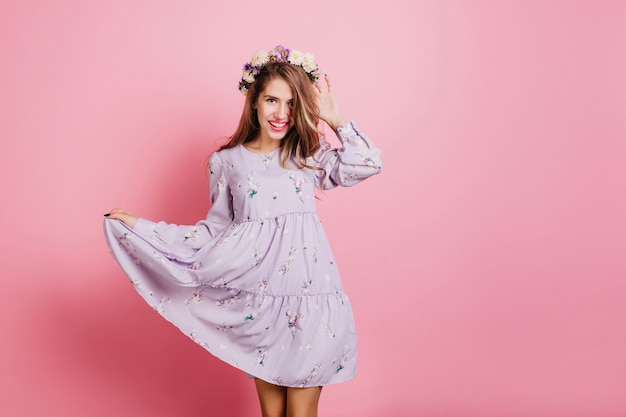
[311,121,383,190]
[132,151,233,257]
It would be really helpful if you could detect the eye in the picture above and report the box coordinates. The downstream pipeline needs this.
[288,101,294,107]
[266,98,276,103]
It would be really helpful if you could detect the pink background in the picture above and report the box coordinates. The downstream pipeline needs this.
[2,1,625,416]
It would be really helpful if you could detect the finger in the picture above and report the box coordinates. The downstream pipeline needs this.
[105,211,123,220]
[105,208,133,218]
[105,211,138,228]
[323,73,333,92]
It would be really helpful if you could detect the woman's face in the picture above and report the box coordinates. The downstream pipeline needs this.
[254,77,294,144]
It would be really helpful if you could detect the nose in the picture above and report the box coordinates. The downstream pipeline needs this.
[275,103,289,119]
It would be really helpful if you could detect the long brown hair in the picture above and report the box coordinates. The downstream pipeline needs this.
[220,62,322,170]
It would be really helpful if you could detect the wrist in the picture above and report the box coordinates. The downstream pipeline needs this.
[327,117,348,132]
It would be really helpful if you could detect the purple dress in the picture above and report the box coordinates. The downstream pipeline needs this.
[103,121,382,387]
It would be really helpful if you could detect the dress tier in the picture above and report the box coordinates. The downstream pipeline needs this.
[103,121,382,387]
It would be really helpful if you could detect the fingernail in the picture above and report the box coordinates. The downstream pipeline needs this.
[104,213,110,217]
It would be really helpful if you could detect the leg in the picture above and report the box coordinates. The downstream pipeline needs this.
[255,378,287,417]
[286,386,322,417]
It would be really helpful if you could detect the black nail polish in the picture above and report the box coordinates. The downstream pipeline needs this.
[104,213,110,217]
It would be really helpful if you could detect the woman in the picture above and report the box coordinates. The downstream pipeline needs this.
[104,45,382,417]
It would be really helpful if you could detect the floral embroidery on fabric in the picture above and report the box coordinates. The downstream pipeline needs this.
[321,323,335,339]
[247,172,260,198]
[301,279,313,294]
[154,296,171,314]
[335,356,347,373]
[335,290,346,305]
[339,171,360,185]
[251,248,263,266]
[278,247,297,275]
[262,154,273,169]
[186,289,205,305]
[289,173,306,201]
[215,234,230,245]
[118,233,141,265]
[216,294,240,308]
[152,251,165,264]
[258,279,269,293]
[190,328,209,348]
[286,310,304,336]
[245,303,264,321]
[130,279,153,297]
[245,279,269,320]
[300,364,322,388]
[119,233,131,246]
[355,152,382,170]
[183,228,201,241]
[216,323,233,332]
[217,177,227,190]
[256,347,268,366]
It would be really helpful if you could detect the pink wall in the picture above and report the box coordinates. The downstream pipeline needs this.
[2,1,625,416]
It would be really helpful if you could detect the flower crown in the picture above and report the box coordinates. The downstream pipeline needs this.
[238,45,321,95]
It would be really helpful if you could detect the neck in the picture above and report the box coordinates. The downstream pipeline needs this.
[244,136,281,153]
[244,135,283,153]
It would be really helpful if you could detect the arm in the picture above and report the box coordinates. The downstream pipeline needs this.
[311,75,383,189]
[312,122,383,189]
[104,152,234,250]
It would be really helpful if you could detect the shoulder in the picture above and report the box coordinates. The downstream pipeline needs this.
[210,146,242,163]
[208,148,229,174]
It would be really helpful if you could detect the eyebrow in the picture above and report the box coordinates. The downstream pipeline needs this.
[263,94,293,101]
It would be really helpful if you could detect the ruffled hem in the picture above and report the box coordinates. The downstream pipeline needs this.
[103,218,358,387]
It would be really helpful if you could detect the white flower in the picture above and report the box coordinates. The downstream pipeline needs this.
[243,69,256,83]
[302,53,317,72]
[288,49,304,65]
[251,50,269,67]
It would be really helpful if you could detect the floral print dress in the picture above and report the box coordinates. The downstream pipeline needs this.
[103,121,382,387]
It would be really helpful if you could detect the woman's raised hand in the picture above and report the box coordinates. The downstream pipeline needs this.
[313,74,347,132]
[104,208,139,229]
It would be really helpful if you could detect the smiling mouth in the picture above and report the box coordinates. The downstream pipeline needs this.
[269,121,288,131]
